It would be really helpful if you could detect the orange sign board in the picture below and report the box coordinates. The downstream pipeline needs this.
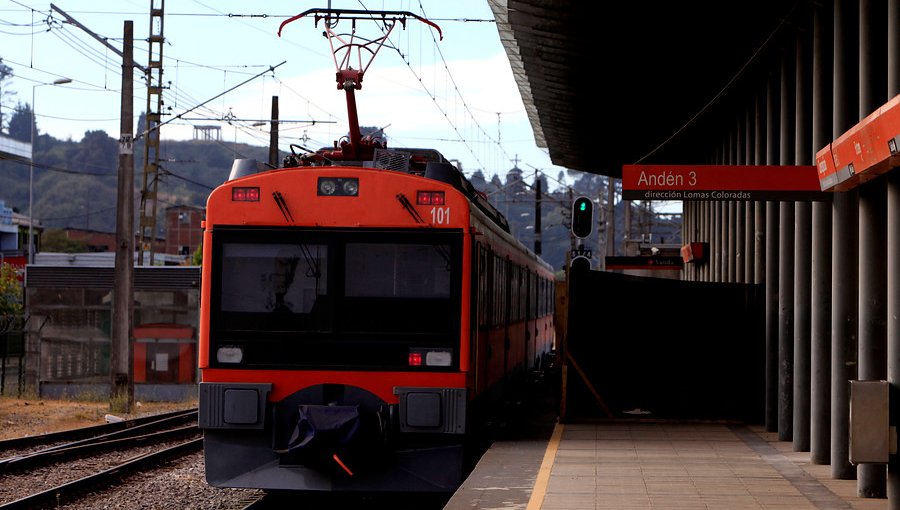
[816,93,900,191]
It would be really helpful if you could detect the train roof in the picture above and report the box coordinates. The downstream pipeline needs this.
[226,146,511,235]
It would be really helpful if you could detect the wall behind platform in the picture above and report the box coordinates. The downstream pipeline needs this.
[564,270,764,423]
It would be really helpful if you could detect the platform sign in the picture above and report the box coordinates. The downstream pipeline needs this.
[622,164,826,201]
[816,93,900,192]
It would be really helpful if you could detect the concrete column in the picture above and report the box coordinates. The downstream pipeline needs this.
[885,0,898,500]
[810,0,833,466]
[793,27,813,453]
[887,171,900,508]
[857,0,889,496]
[735,120,744,284]
[831,0,859,479]
[778,46,796,442]
[728,201,736,283]
[765,71,781,433]
[744,108,754,283]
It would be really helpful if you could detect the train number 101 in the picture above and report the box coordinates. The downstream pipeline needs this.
[430,206,451,225]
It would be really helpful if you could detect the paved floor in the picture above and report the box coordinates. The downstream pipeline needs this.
[447,421,890,510]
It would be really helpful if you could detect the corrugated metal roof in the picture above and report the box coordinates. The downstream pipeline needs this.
[26,265,200,290]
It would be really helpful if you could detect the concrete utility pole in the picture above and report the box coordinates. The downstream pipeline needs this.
[269,96,279,168]
[111,20,135,413]
[534,173,542,256]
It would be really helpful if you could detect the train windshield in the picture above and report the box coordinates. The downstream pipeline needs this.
[210,228,462,370]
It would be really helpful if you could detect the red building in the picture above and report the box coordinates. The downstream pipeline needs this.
[164,206,204,257]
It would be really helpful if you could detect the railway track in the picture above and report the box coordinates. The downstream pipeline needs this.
[0,408,203,510]
[0,408,198,454]
[0,438,202,510]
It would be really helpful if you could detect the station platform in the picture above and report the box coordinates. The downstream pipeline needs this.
[445,419,888,510]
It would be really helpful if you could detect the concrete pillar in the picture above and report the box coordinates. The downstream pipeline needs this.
[765,71,781,433]
[887,171,900,509]
[856,0,889,496]
[793,28,813,453]
[810,0,834,467]
[831,0,859,479]
[884,0,898,501]
[778,47,796,442]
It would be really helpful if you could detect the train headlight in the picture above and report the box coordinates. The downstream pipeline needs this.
[317,177,359,196]
[216,346,244,364]
[318,179,337,195]
[425,350,452,366]
[408,348,453,367]
[342,179,359,195]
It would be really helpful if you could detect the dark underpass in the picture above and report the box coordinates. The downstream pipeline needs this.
[562,268,765,423]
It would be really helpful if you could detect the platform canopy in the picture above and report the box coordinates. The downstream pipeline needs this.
[489,0,798,178]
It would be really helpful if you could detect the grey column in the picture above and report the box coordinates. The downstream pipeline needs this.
[765,72,781,433]
[735,120,745,284]
[713,201,721,281]
[755,89,766,291]
[728,201,736,283]
[778,48,796,442]
[857,0,889,497]
[886,0,899,502]
[810,0,834,466]
[858,177,888,497]
[721,201,728,282]
[794,28,813,453]
[888,172,900,508]
[745,108,755,283]
[831,0,859,480]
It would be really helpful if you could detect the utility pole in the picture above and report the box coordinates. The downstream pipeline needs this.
[111,20,135,413]
[534,172,542,256]
[268,96,279,167]
[137,0,165,266]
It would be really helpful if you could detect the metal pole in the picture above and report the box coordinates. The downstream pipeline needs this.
[28,78,71,265]
[28,87,34,266]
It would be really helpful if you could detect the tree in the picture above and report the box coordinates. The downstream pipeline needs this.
[0,262,23,334]
[191,244,202,266]
[0,58,15,134]
[7,102,34,142]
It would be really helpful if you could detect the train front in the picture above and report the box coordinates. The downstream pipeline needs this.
[197,161,472,493]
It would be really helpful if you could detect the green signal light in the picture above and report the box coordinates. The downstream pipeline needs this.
[579,202,587,211]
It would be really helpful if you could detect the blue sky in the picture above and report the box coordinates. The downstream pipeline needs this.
[1,0,575,189]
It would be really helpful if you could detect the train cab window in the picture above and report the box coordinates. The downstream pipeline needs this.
[345,243,450,298]
[220,243,328,314]
[210,228,462,370]
[342,241,454,334]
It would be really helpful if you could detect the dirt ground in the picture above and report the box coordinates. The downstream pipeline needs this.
[0,396,197,440]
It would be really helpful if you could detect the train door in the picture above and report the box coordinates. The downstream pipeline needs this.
[503,256,512,383]
[473,241,489,396]
[526,270,535,370]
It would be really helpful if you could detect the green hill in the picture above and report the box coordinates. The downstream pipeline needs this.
[0,130,271,234]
